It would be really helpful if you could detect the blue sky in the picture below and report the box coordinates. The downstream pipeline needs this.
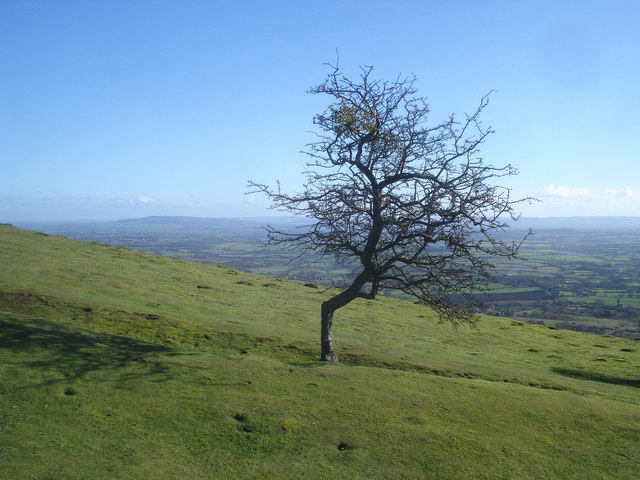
[1,0,639,221]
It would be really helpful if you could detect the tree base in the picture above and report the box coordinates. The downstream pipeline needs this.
[320,351,339,362]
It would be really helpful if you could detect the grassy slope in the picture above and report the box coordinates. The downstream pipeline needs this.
[0,225,639,479]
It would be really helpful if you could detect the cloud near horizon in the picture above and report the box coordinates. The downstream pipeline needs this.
[542,184,635,200]
[527,184,639,216]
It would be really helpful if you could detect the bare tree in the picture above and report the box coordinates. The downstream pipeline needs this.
[249,64,531,362]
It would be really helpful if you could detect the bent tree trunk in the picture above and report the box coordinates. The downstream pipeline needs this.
[319,271,376,362]
[320,302,339,362]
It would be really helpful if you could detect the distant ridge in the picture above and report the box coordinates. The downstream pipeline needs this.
[13,215,640,232]
[112,215,307,230]
[113,215,640,231]
[113,215,260,228]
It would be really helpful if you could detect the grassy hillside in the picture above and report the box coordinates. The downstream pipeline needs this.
[1,224,639,479]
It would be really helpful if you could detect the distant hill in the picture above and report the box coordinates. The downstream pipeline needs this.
[112,215,266,231]
[14,215,307,235]
[14,214,640,234]
[71,214,640,231]
[1,224,639,479]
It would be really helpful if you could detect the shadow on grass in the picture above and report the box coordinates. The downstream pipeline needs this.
[552,367,640,388]
[0,314,173,384]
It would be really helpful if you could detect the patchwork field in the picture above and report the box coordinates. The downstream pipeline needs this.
[17,216,640,337]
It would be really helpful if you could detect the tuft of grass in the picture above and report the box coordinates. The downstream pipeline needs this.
[1,225,639,479]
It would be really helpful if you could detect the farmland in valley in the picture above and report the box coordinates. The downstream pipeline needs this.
[16,216,640,338]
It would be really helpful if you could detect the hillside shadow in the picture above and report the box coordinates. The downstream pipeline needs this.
[0,315,173,385]
[552,367,640,388]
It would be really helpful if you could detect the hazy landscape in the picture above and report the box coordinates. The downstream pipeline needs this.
[16,215,640,338]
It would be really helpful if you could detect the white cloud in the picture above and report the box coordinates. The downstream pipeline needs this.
[542,184,591,198]
[115,196,156,205]
[601,186,634,198]
[527,184,639,216]
[541,184,635,200]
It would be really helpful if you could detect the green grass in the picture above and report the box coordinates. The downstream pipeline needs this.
[1,225,639,479]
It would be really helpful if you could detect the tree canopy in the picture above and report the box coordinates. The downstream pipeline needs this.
[250,63,531,361]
